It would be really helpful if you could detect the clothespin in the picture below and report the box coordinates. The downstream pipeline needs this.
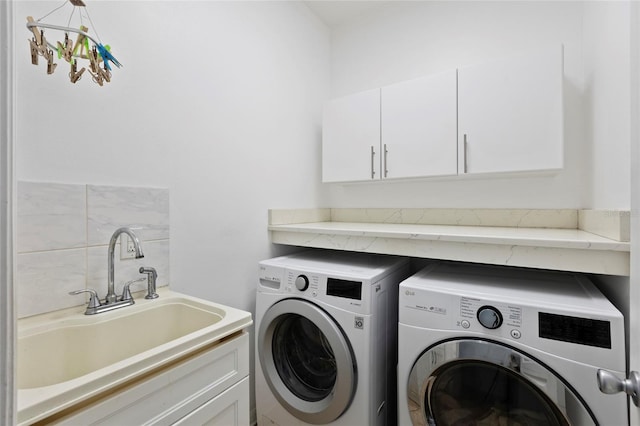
[88,45,99,73]
[39,33,51,58]
[69,60,85,83]
[89,67,103,86]
[27,17,47,66]
[96,44,121,71]
[46,48,57,74]
[88,46,104,86]
[26,17,42,45]
[57,33,74,63]
[29,39,39,65]
[102,62,111,83]
[73,25,90,58]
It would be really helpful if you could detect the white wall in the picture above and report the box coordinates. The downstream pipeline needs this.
[582,1,632,209]
[326,1,630,210]
[165,1,330,309]
[15,0,330,416]
[15,0,330,302]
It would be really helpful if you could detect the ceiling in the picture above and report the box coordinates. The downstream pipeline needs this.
[304,1,392,27]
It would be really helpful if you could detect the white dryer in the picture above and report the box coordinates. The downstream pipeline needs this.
[256,250,410,425]
[398,262,627,426]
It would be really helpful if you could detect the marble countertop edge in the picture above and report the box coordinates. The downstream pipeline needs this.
[268,222,629,252]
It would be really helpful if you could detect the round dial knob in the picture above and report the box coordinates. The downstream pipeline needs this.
[477,306,503,330]
[295,275,309,291]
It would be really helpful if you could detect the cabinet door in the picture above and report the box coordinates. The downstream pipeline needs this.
[458,45,564,175]
[322,88,381,183]
[381,70,458,179]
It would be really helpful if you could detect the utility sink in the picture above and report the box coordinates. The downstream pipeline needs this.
[17,288,252,425]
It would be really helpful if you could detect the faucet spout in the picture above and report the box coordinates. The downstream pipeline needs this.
[107,227,144,304]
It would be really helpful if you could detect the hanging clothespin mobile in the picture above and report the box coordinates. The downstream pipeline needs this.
[25,0,122,86]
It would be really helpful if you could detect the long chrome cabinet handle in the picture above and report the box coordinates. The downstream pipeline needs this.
[384,144,389,178]
[463,134,468,174]
[370,145,376,179]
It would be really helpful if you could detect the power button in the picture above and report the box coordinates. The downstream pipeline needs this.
[511,329,522,339]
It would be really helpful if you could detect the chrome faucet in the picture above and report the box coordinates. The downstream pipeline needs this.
[107,227,144,304]
[69,227,148,315]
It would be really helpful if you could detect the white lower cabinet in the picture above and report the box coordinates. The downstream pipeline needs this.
[50,332,250,426]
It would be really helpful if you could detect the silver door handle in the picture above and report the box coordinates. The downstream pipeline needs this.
[370,145,376,179]
[463,134,468,174]
[597,369,640,406]
[383,144,388,178]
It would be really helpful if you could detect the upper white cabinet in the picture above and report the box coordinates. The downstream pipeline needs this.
[381,70,458,179]
[322,45,564,183]
[322,88,381,183]
[458,45,564,175]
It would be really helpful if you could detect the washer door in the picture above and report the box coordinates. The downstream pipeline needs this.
[407,339,596,426]
[258,298,357,424]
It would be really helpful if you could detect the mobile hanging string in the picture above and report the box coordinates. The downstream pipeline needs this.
[26,0,122,86]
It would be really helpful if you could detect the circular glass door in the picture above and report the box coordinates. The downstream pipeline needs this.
[258,299,357,424]
[272,314,337,401]
[407,339,596,426]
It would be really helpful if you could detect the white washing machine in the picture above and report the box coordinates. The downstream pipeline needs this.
[256,250,410,425]
[398,262,627,426]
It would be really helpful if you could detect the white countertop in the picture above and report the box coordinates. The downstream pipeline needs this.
[268,209,630,276]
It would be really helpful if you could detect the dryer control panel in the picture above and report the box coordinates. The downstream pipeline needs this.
[258,264,378,315]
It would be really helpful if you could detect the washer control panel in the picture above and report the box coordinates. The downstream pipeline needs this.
[285,271,320,296]
[459,297,522,338]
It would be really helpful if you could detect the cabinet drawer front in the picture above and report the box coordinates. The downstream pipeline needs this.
[173,377,250,426]
[53,333,250,425]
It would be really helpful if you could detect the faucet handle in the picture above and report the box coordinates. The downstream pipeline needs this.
[120,278,146,302]
[69,288,101,309]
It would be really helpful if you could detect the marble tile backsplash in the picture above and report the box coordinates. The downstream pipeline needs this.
[17,181,170,318]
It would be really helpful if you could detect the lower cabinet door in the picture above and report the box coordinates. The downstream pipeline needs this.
[173,377,250,426]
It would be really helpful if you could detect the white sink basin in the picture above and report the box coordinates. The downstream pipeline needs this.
[17,288,252,425]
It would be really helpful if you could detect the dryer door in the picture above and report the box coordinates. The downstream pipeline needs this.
[407,339,596,426]
[258,298,357,424]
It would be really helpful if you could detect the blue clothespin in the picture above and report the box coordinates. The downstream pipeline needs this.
[96,43,121,71]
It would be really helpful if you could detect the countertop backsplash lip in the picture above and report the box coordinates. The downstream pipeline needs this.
[328,208,579,229]
[16,181,170,319]
[269,207,629,236]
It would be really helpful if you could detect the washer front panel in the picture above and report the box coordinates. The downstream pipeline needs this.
[407,339,596,426]
[258,298,357,424]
